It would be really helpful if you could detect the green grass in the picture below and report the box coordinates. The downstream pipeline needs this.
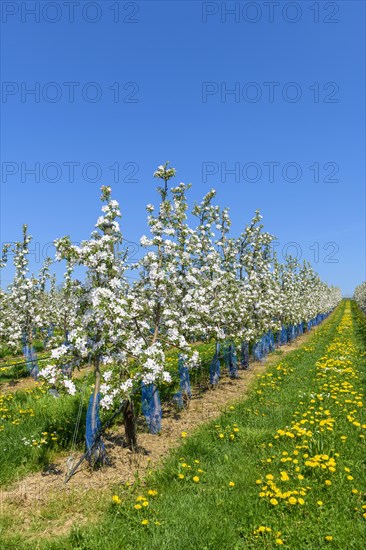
[0,385,89,485]
[2,300,364,549]
[0,342,50,383]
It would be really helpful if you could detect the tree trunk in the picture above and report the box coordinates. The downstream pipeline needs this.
[123,399,137,449]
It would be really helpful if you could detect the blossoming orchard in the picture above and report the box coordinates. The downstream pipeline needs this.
[0,165,364,548]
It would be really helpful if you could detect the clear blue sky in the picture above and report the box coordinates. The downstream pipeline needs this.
[1,0,365,295]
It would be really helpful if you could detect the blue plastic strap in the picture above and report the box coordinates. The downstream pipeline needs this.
[262,333,269,356]
[253,340,263,362]
[22,344,38,379]
[141,382,162,434]
[173,355,192,409]
[287,325,295,342]
[269,331,275,352]
[179,354,191,397]
[223,342,238,379]
[240,341,250,369]
[86,392,105,464]
[210,343,221,385]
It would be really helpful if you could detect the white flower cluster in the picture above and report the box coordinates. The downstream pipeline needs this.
[38,365,76,396]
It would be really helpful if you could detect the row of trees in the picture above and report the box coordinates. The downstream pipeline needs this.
[0,163,341,459]
[354,282,366,313]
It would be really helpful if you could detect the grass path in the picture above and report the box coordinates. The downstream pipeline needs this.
[2,300,365,549]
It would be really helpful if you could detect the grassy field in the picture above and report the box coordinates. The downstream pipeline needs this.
[2,299,365,549]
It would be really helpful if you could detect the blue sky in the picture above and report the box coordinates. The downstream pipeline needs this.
[1,0,365,295]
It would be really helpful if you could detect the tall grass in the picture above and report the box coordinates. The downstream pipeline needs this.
[0,386,88,485]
